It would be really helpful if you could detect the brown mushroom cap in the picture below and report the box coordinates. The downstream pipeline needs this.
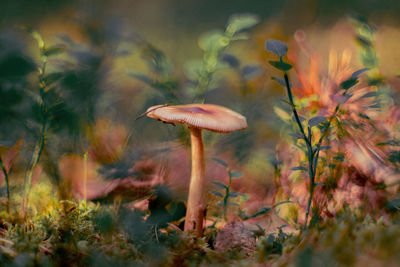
[146,104,247,133]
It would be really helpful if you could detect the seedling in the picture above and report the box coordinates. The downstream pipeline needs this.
[210,157,246,221]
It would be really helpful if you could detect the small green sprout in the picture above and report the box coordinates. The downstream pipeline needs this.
[211,157,246,222]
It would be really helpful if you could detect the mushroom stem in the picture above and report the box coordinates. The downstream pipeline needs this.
[184,127,206,236]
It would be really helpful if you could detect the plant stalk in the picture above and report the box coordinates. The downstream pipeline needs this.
[21,121,46,218]
[83,152,88,202]
[21,39,49,218]
[0,158,10,212]
[283,73,311,147]
[223,171,232,221]
[283,72,315,229]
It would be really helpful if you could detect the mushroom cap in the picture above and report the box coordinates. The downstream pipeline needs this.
[146,104,247,133]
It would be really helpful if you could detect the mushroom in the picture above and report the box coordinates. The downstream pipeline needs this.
[146,104,247,236]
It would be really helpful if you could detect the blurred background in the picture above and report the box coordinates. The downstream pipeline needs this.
[1,0,400,219]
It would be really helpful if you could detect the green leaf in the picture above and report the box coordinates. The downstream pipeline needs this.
[272,76,288,87]
[258,206,271,213]
[340,78,358,90]
[268,61,292,71]
[227,202,240,206]
[334,153,345,162]
[386,198,400,211]
[250,206,271,218]
[289,133,303,139]
[351,68,370,79]
[265,39,288,57]
[226,13,260,35]
[360,92,378,98]
[220,53,240,68]
[358,113,370,120]
[183,60,203,81]
[128,72,152,85]
[388,151,400,163]
[273,200,296,208]
[198,30,229,51]
[241,65,262,80]
[377,140,400,146]
[211,181,227,189]
[228,191,245,198]
[356,35,372,47]
[274,106,291,121]
[30,31,45,49]
[229,170,243,178]
[212,157,228,167]
[292,114,306,123]
[319,145,331,150]
[211,190,223,198]
[231,33,250,41]
[368,77,384,86]
[308,116,326,127]
[43,46,65,57]
[291,166,307,171]
[43,72,64,85]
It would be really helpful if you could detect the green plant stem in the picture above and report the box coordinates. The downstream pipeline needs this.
[22,52,48,218]
[22,122,46,217]
[83,151,88,212]
[0,158,10,212]
[283,72,315,229]
[303,97,344,227]
[196,36,234,103]
[223,170,232,221]
[283,73,311,147]
[304,146,315,228]
[314,105,340,155]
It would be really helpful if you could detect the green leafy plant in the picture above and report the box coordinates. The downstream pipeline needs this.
[266,39,366,228]
[185,13,260,102]
[256,225,289,261]
[210,157,246,221]
[129,43,181,105]
[15,29,107,217]
[211,157,294,223]
[20,30,59,217]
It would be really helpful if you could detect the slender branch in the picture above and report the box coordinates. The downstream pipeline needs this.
[282,72,315,228]
[304,146,315,228]
[304,97,345,227]
[283,70,350,228]
[283,73,311,147]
